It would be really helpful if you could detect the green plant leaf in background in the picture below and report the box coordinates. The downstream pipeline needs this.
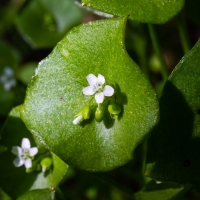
[21,16,159,172]
[17,62,37,85]
[15,0,83,49]
[0,145,7,154]
[134,180,191,200]
[0,188,12,200]
[145,39,200,184]
[16,188,56,200]
[0,106,68,199]
[81,0,185,24]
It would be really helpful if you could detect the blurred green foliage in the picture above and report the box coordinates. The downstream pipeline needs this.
[0,0,200,199]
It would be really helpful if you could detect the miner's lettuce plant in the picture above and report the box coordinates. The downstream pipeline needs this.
[0,0,200,199]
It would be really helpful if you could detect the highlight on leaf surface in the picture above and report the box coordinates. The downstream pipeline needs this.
[21,16,159,172]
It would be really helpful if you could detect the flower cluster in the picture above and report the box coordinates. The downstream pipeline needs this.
[0,66,16,91]
[73,73,122,125]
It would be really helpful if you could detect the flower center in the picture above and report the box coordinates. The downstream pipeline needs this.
[94,82,103,92]
[21,149,30,159]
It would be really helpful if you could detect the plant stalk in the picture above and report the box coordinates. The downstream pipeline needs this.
[148,24,168,81]
[176,14,191,54]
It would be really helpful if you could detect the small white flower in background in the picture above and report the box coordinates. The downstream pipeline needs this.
[156,181,162,184]
[82,74,114,104]
[11,138,38,169]
[0,66,16,91]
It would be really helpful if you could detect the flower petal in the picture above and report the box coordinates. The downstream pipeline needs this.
[4,67,14,76]
[11,146,22,156]
[24,158,32,168]
[95,92,104,103]
[103,85,114,96]
[29,147,38,156]
[82,86,95,95]
[73,115,82,124]
[86,74,98,86]
[97,74,105,85]
[13,157,24,167]
[21,138,31,149]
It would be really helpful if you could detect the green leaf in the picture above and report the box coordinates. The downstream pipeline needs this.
[21,16,159,172]
[0,188,12,200]
[15,0,82,49]
[145,39,200,184]
[134,180,188,200]
[0,40,19,69]
[17,62,37,85]
[0,145,7,154]
[16,188,55,200]
[0,106,68,199]
[82,0,184,24]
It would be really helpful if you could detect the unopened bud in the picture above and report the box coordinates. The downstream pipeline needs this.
[40,157,53,173]
[73,106,91,124]
[108,103,121,114]
[26,161,41,173]
[95,105,106,122]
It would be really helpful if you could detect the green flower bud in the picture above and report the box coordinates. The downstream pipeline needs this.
[40,157,53,173]
[110,113,119,119]
[108,102,121,115]
[108,102,121,119]
[26,161,41,173]
[73,106,91,124]
[82,106,91,120]
[95,105,106,122]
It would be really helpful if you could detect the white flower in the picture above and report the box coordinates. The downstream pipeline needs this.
[11,138,38,169]
[156,181,162,184]
[0,66,16,91]
[82,74,114,104]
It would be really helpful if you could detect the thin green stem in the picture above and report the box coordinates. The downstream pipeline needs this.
[176,14,191,54]
[56,187,66,200]
[148,24,168,81]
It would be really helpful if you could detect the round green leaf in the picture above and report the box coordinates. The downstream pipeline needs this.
[82,0,185,24]
[0,106,68,199]
[21,16,159,172]
[15,0,83,49]
[145,39,200,184]
[16,188,55,200]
